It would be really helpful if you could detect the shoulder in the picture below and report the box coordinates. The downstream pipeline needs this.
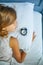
[10,36,18,48]
[10,36,18,42]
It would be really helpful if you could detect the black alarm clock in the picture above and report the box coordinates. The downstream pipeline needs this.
[20,27,27,36]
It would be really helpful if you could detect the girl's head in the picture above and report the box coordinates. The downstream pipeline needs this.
[0,4,17,37]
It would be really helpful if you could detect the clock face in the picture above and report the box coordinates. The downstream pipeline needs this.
[20,27,27,36]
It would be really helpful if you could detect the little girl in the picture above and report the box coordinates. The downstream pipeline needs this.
[0,4,35,65]
[0,4,27,65]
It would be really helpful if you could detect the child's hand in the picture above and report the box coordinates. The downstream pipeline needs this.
[32,32,36,42]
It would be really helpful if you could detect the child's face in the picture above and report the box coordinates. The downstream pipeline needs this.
[2,20,17,32]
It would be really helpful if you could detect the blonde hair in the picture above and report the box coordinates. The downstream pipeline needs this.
[0,4,17,37]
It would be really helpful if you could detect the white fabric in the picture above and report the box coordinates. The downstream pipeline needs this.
[0,61,10,65]
[0,36,12,62]
[23,11,42,65]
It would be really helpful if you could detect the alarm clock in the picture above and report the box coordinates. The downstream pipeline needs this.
[20,27,27,36]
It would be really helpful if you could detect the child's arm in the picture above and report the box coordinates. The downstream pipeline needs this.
[10,37,26,63]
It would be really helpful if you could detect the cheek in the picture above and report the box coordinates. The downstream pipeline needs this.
[11,25,16,31]
[7,24,16,32]
[6,21,17,32]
